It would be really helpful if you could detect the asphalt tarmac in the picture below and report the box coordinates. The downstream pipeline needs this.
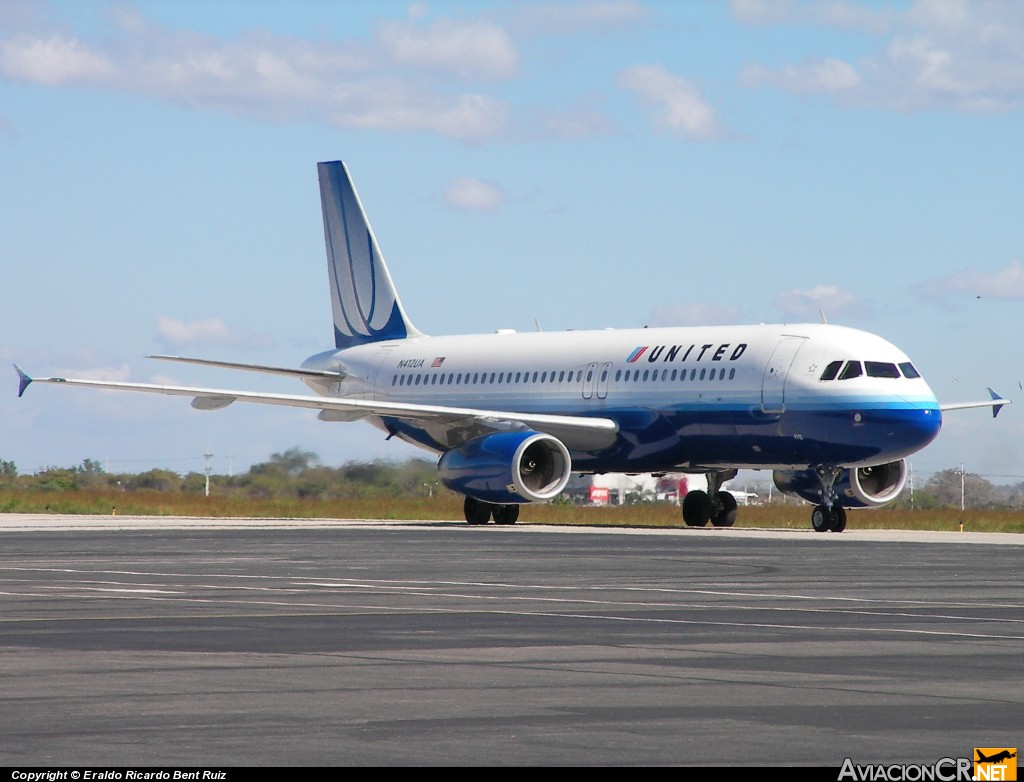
[0,515,1021,767]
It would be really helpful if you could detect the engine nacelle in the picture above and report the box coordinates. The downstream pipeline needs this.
[438,431,572,505]
[772,460,907,509]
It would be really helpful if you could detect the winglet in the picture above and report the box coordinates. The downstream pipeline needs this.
[988,388,1008,419]
[13,364,32,398]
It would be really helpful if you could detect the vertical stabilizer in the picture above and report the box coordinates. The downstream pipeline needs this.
[318,161,422,349]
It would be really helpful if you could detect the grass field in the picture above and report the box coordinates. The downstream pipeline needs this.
[3,490,1023,533]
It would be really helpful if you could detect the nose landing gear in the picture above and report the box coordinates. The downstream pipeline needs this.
[810,466,847,532]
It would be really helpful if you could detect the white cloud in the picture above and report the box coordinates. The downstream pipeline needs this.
[734,0,1024,113]
[730,0,895,33]
[521,104,619,139]
[647,303,742,327]
[920,260,1024,302]
[509,1,652,34]
[0,34,113,85]
[64,363,132,382]
[443,177,504,212]
[0,8,515,142]
[155,316,273,350]
[376,17,518,81]
[329,87,508,143]
[618,64,724,140]
[741,57,862,93]
[774,284,860,319]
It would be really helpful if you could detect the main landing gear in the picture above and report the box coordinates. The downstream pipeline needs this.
[810,466,847,533]
[681,469,738,528]
[463,496,520,525]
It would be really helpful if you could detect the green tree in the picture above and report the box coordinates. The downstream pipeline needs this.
[129,469,181,492]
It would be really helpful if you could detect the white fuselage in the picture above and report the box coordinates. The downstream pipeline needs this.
[301,322,942,473]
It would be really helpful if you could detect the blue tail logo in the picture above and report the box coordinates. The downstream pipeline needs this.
[317,161,421,349]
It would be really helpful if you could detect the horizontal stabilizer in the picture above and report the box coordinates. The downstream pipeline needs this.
[150,355,344,381]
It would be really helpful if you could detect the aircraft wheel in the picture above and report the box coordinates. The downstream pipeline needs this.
[811,504,831,532]
[682,490,711,527]
[464,496,492,525]
[831,505,847,532]
[711,490,737,527]
[492,505,520,525]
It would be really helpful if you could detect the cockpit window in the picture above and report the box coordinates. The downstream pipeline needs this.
[899,362,921,379]
[839,361,863,380]
[865,361,900,379]
[820,361,843,381]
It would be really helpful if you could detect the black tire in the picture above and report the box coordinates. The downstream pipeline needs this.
[492,505,520,525]
[682,490,711,526]
[711,490,738,527]
[811,504,831,532]
[831,505,847,532]
[463,496,492,525]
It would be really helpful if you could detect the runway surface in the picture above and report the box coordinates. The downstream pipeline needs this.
[0,515,1021,766]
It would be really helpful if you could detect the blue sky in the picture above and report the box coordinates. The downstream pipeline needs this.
[2,0,1023,487]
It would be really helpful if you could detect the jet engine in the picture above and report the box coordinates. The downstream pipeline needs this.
[772,460,907,508]
[438,431,572,505]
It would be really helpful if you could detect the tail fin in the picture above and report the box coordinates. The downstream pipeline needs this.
[317,161,422,349]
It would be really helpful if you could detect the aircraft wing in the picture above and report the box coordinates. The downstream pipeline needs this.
[939,388,1010,418]
[14,366,618,451]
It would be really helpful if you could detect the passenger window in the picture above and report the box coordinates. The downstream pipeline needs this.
[820,361,843,381]
[865,362,900,379]
[899,362,921,379]
[642,370,649,381]
[690,369,696,381]
[431,375,438,385]
[559,371,565,382]
[601,369,608,382]
[699,368,706,380]
[839,361,863,380]
[729,368,735,380]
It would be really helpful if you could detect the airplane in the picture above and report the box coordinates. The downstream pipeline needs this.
[976,750,1016,764]
[14,161,1010,531]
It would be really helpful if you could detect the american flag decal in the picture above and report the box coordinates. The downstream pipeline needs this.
[432,356,446,367]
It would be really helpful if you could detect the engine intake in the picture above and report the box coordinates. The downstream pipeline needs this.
[438,431,572,505]
[772,460,907,508]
